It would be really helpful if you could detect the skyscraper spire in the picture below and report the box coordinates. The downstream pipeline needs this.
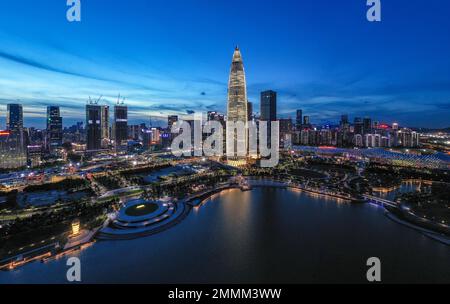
[227,47,248,123]
[227,47,248,160]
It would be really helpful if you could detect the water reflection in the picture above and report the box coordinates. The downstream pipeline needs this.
[1,187,449,284]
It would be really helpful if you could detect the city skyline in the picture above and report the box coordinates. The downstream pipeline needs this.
[1,0,450,129]
[1,1,449,286]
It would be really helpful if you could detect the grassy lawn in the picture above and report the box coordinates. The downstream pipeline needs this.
[125,203,159,217]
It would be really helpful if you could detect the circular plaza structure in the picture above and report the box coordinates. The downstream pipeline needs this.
[124,202,159,217]
[98,199,190,240]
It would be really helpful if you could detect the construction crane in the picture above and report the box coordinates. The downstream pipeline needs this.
[116,93,126,105]
[87,95,103,105]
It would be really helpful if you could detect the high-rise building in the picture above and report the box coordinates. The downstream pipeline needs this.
[27,144,43,167]
[396,129,420,148]
[227,47,248,124]
[168,115,179,130]
[113,104,128,146]
[247,101,253,121]
[227,47,248,157]
[279,118,293,133]
[363,117,372,134]
[296,110,303,130]
[340,115,349,130]
[279,118,293,148]
[100,106,110,146]
[4,104,26,167]
[6,104,23,131]
[260,90,277,149]
[46,106,63,151]
[354,117,363,135]
[86,104,102,151]
[303,116,310,127]
[260,90,277,121]
[128,125,139,140]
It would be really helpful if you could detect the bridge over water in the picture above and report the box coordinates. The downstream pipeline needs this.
[363,195,398,208]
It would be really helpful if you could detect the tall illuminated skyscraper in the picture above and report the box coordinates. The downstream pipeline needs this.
[296,110,303,130]
[227,47,248,157]
[227,47,248,124]
[260,90,277,122]
[46,106,63,151]
[113,104,128,147]
[86,104,102,151]
[100,105,110,145]
[6,104,23,131]
[2,104,26,168]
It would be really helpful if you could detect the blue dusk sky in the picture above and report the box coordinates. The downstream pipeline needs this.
[0,0,449,129]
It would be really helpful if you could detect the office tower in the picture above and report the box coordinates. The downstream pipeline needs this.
[247,101,253,121]
[27,144,43,167]
[354,134,364,147]
[128,125,141,141]
[338,114,350,147]
[260,90,277,121]
[260,90,277,149]
[363,117,372,134]
[0,130,25,168]
[227,46,248,158]
[113,104,128,146]
[168,115,179,130]
[142,129,152,150]
[279,118,293,133]
[340,115,349,130]
[303,116,310,126]
[279,118,293,148]
[206,111,226,154]
[100,105,110,145]
[397,129,420,148]
[86,104,102,151]
[46,106,63,151]
[6,104,23,131]
[392,123,399,130]
[354,117,363,135]
[4,104,26,167]
[227,47,248,124]
[296,110,303,130]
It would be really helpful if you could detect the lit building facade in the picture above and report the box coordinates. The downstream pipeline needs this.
[86,104,102,151]
[113,104,128,147]
[227,47,248,158]
[260,90,277,122]
[46,106,63,152]
[101,105,110,148]
[6,104,23,131]
[2,104,26,168]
